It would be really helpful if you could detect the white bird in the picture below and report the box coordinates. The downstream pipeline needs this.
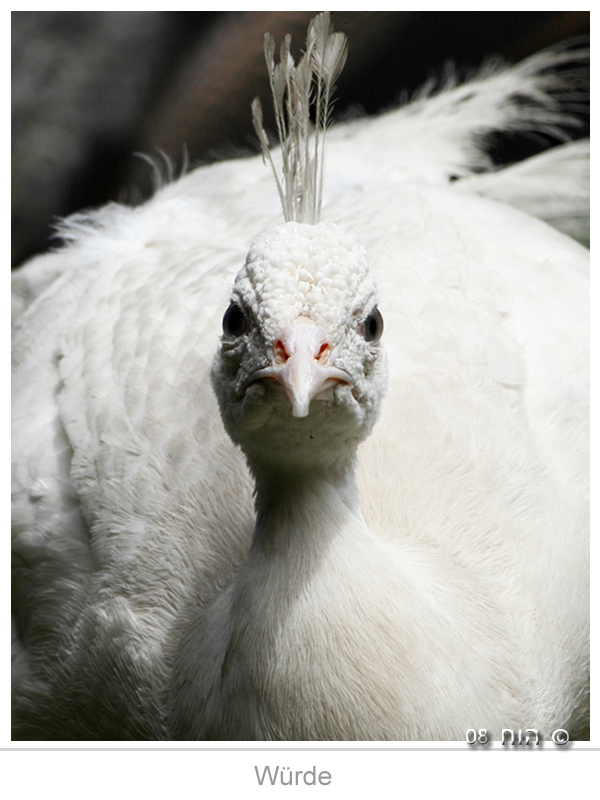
[12,13,589,741]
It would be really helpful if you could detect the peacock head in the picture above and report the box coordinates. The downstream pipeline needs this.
[211,221,387,470]
[211,14,385,470]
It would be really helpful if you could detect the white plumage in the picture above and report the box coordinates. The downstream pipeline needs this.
[12,15,589,740]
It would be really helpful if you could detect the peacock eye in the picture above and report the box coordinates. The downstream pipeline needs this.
[222,303,247,338]
[362,307,383,343]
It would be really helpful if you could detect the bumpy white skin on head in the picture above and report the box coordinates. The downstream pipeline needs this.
[211,221,387,473]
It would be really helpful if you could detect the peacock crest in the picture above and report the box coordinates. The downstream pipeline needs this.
[251,11,348,224]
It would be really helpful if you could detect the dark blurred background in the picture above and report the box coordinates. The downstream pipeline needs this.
[11,10,589,268]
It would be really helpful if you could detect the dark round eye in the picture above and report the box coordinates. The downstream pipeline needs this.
[362,307,383,343]
[222,303,246,337]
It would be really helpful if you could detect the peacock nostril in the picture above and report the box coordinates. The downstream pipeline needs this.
[274,340,289,364]
[317,342,330,363]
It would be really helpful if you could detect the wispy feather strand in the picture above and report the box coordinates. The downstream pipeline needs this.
[252,11,348,224]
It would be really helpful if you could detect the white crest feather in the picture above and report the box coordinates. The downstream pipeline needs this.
[252,10,348,224]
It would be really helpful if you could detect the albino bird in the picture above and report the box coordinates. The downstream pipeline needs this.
[12,13,589,740]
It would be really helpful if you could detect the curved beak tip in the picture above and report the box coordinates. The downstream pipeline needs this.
[248,323,351,419]
[292,402,310,419]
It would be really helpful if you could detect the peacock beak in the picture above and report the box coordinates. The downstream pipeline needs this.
[250,320,350,418]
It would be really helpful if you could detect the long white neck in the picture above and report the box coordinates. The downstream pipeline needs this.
[169,457,380,738]
[169,454,524,740]
[252,460,365,553]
